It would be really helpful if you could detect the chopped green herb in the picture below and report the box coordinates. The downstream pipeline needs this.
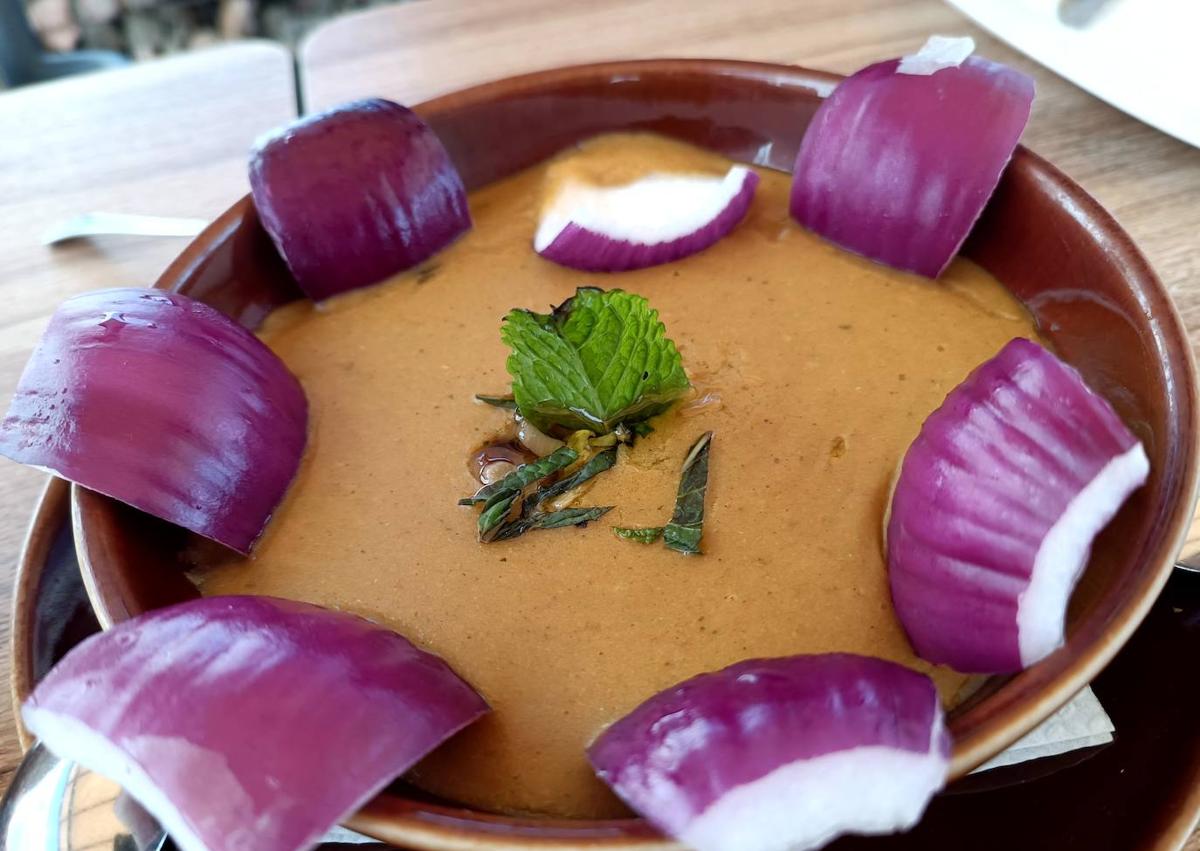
[478,491,521,542]
[459,447,577,507]
[458,446,617,543]
[612,432,713,555]
[630,421,656,438]
[535,446,618,508]
[613,526,665,544]
[501,287,690,434]
[475,394,518,410]
[492,506,613,541]
[663,432,713,555]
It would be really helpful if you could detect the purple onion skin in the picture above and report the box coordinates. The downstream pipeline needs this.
[539,170,759,272]
[23,596,489,851]
[588,653,948,838]
[250,98,471,302]
[790,57,1034,277]
[888,338,1147,673]
[0,289,306,554]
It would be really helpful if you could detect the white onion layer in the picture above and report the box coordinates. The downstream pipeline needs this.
[1018,442,1151,666]
[681,752,943,851]
[534,167,753,251]
[23,712,213,851]
[896,35,976,76]
[682,715,948,851]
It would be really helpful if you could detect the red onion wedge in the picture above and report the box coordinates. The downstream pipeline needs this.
[588,654,949,851]
[789,36,1034,277]
[888,338,1149,673]
[250,98,471,301]
[0,288,306,554]
[534,167,759,271]
[22,596,488,851]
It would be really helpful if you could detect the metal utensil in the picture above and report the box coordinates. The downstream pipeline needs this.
[0,743,168,851]
[0,743,389,849]
[41,213,209,246]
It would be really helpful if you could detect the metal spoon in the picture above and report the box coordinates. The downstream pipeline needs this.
[0,743,388,849]
[41,213,208,246]
[0,742,168,850]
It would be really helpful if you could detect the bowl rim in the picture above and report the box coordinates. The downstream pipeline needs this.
[72,57,1200,849]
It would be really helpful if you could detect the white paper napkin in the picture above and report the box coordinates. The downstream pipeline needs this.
[974,685,1114,772]
[321,824,380,844]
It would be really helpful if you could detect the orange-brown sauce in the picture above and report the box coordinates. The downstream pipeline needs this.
[200,134,1040,818]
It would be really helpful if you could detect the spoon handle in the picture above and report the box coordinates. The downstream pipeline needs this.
[42,213,208,246]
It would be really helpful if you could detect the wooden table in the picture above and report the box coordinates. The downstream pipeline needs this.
[0,40,297,791]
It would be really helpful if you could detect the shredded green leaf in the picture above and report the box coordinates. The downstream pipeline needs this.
[501,287,690,434]
[477,492,520,542]
[613,526,665,544]
[492,506,613,541]
[612,432,713,555]
[663,432,713,555]
[475,394,518,410]
[535,446,618,508]
[630,421,656,438]
[459,447,578,507]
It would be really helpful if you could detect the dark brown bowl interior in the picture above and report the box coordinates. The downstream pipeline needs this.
[72,60,1199,849]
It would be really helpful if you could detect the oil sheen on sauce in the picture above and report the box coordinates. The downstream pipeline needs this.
[199,134,1043,819]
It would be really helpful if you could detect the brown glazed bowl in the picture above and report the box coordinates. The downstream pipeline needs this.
[72,60,1199,849]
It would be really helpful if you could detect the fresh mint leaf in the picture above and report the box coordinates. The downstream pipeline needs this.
[613,526,664,544]
[501,287,690,434]
[664,432,713,555]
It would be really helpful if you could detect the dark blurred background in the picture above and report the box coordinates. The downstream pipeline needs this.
[23,0,399,58]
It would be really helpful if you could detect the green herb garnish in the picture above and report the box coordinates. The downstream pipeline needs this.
[492,506,613,541]
[459,446,619,542]
[615,431,713,555]
[630,421,655,438]
[612,526,664,544]
[663,431,713,554]
[535,446,618,508]
[460,447,578,507]
[475,394,518,410]
[501,287,690,434]
[477,492,521,542]
[463,448,579,541]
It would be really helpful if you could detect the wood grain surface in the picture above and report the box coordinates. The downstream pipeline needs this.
[0,40,297,792]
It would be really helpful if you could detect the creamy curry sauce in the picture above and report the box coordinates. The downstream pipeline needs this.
[199,134,1042,818]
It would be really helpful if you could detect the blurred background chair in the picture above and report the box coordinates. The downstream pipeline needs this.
[0,0,127,88]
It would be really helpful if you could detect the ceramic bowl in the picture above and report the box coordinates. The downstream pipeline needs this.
[71,59,1200,849]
